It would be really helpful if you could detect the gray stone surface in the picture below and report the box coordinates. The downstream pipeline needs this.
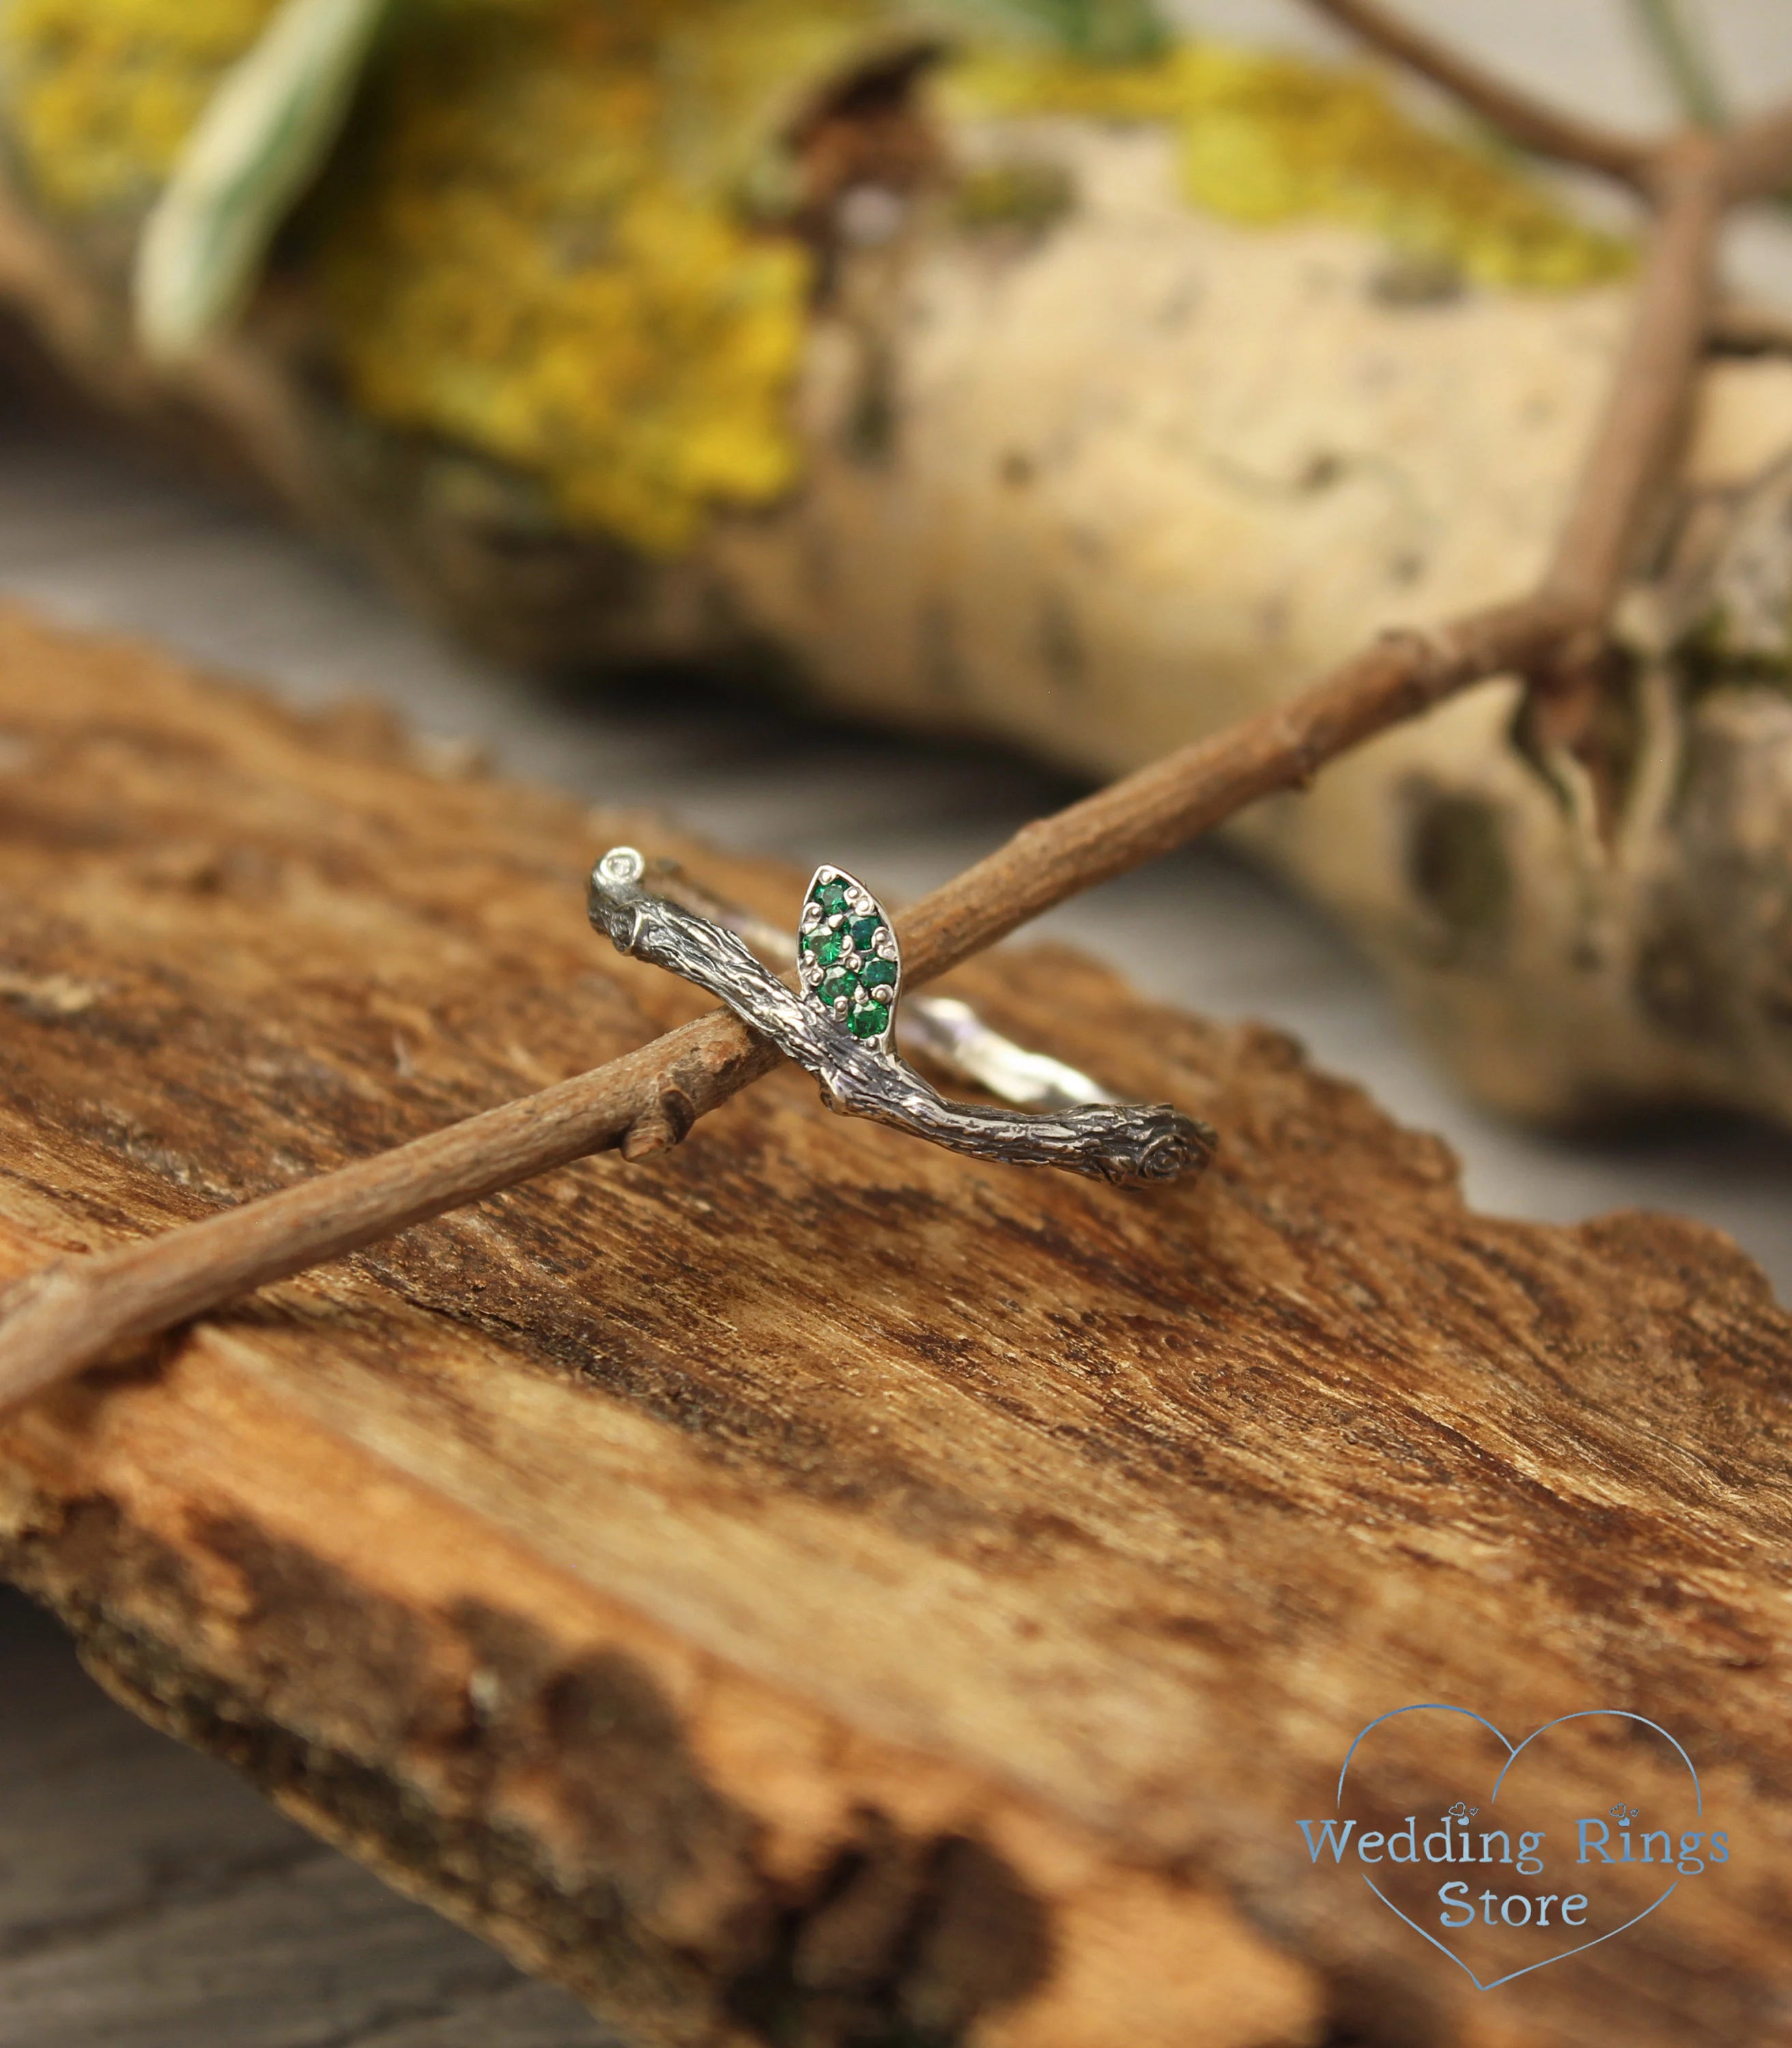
[0,1589,610,2045]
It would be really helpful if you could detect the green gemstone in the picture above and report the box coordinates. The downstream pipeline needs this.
[813,879,850,917]
[860,951,896,989]
[849,1000,890,1039]
[849,915,881,950]
[805,931,844,967]
[820,970,859,1008]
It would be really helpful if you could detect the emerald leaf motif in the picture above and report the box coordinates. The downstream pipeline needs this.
[797,864,900,1049]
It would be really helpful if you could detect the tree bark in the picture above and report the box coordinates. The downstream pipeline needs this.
[0,606,1787,2047]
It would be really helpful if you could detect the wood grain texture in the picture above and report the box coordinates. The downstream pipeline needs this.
[0,605,1788,2048]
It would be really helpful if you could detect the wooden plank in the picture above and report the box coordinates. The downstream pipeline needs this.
[0,603,1787,2046]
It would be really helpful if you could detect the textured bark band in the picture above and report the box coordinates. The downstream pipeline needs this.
[588,848,1215,1189]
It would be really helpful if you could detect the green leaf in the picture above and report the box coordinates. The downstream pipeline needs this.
[134,0,390,363]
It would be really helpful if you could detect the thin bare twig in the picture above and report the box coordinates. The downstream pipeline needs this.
[0,12,1780,1410]
[1719,100,1792,203]
[1301,0,1655,188]
[1541,133,1722,621]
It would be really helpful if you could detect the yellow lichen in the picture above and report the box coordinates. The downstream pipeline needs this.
[1,0,279,213]
[0,3,1630,560]
[301,0,876,558]
[952,43,1632,289]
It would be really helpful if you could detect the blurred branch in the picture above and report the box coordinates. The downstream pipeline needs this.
[0,11,1779,1408]
[1300,0,1655,188]
[1719,98,1792,201]
[1539,135,1721,622]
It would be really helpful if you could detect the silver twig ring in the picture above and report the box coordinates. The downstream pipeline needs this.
[588,847,1215,1189]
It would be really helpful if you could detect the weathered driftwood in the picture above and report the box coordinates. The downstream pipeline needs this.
[0,606,1789,2047]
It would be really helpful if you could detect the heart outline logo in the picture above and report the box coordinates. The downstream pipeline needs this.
[1335,1704,1703,1991]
